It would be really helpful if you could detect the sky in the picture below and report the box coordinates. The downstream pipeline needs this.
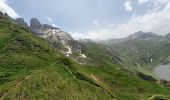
[0,0,170,40]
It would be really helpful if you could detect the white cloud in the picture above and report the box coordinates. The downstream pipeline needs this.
[70,27,117,40]
[114,1,170,38]
[124,0,133,12]
[0,0,19,18]
[138,0,149,5]
[46,17,52,22]
[71,1,170,40]
[93,20,98,25]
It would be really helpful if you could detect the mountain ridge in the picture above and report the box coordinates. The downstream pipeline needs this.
[15,17,91,65]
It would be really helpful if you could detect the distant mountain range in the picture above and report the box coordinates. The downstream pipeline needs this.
[104,31,170,44]
[106,31,170,67]
[14,15,170,71]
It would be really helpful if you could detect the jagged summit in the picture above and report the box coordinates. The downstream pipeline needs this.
[30,18,59,30]
[14,17,87,64]
[28,17,74,43]
[16,18,28,28]
[30,18,42,29]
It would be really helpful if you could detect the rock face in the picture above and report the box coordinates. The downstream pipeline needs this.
[165,33,170,40]
[13,17,89,64]
[29,18,84,57]
[66,40,86,53]
[30,18,42,34]
[16,18,28,28]
[0,11,3,16]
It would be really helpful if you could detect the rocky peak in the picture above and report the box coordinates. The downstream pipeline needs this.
[42,24,56,29]
[28,18,86,62]
[16,18,28,28]
[58,31,74,41]
[30,18,42,29]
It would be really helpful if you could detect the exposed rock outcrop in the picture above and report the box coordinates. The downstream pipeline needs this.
[16,18,28,28]
[29,18,85,58]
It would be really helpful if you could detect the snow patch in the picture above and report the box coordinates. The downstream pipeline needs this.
[66,54,70,57]
[79,54,87,58]
[66,46,72,55]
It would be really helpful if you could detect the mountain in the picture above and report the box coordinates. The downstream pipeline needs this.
[128,31,160,39]
[0,12,170,99]
[103,31,167,44]
[20,18,124,66]
[16,18,89,64]
[0,14,113,100]
[29,18,73,47]
[79,41,124,66]
[106,31,170,69]
[15,18,28,28]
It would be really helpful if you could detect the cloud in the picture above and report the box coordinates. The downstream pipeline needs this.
[138,0,149,5]
[112,1,170,38]
[71,30,111,40]
[0,0,19,18]
[70,26,117,40]
[46,17,52,22]
[93,20,98,25]
[124,0,133,12]
[71,1,170,40]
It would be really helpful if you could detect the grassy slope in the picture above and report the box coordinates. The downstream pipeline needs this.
[108,39,170,79]
[0,18,112,100]
[82,42,123,66]
[0,17,170,100]
[109,39,170,68]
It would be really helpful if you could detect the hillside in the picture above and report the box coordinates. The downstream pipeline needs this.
[107,32,170,68]
[0,15,170,100]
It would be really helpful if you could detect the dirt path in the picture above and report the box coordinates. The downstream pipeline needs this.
[91,74,116,100]
[58,60,116,100]
[1,61,115,100]
[148,95,167,100]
